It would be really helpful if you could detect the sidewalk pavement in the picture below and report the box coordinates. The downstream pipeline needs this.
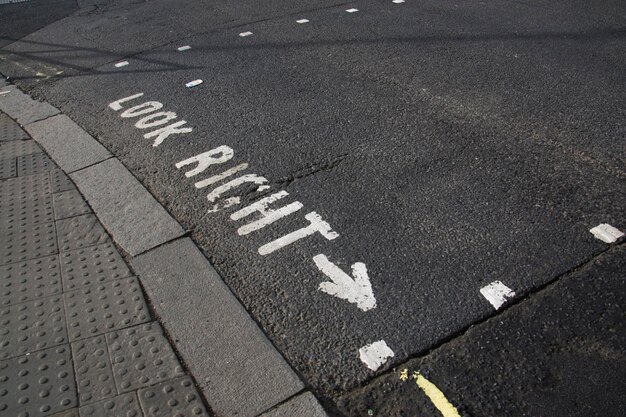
[0,81,328,417]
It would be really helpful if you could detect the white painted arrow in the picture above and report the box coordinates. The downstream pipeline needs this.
[313,254,377,311]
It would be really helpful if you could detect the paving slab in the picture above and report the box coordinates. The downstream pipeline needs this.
[50,169,76,193]
[71,335,116,405]
[0,111,29,141]
[0,295,68,360]
[0,255,62,306]
[56,214,109,252]
[63,276,150,342]
[260,392,328,417]
[0,139,43,158]
[107,322,184,393]
[24,114,111,173]
[70,158,184,256]
[59,242,132,291]
[0,220,58,265]
[137,376,209,417]
[0,193,54,231]
[0,345,77,417]
[0,156,16,179]
[78,392,141,417]
[17,151,56,176]
[0,85,59,125]
[0,172,52,199]
[132,237,304,417]
[53,189,92,220]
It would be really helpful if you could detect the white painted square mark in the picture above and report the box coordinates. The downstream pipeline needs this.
[359,340,394,371]
[185,79,203,88]
[346,8,359,13]
[296,19,310,24]
[177,45,191,51]
[114,61,129,68]
[590,223,624,243]
[480,281,515,310]
[239,31,253,37]
[393,0,405,3]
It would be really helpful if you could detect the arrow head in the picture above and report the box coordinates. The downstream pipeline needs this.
[313,254,377,311]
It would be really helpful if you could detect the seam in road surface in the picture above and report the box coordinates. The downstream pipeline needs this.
[362,241,625,385]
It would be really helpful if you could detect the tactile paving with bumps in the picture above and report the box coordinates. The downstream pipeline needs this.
[50,170,75,193]
[79,392,141,417]
[138,376,208,417]
[17,152,56,176]
[0,255,62,306]
[53,190,91,220]
[0,221,58,265]
[107,322,184,393]
[0,112,29,141]
[0,345,77,417]
[0,172,52,199]
[0,194,54,231]
[0,295,68,360]
[56,215,109,252]
[0,156,16,179]
[72,335,116,405]
[0,139,42,158]
[64,277,149,341]
[60,243,132,291]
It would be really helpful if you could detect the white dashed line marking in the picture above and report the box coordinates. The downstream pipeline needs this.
[296,19,310,24]
[392,0,405,3]
[346,8,359,13]
[480,281,515,310]
[590,223,624,243]
[177,45,191,51]
[239,31,253,37]
[0,91,10,96]
[185,79,203,88]
[115,61,129,68]
[359,340,394,371]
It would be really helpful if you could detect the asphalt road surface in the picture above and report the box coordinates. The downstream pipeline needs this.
[1,0,625,415]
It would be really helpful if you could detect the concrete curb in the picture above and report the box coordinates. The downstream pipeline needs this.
[0,82,328,417]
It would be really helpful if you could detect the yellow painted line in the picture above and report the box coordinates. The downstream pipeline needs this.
[414,372,462,417]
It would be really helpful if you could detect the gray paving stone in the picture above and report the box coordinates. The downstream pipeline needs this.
[0,156,16,179]
[0,139,42,158]
[64,277,150,342]
[70,158,184,256]
[259,392,328,417]
[53,190,92,220]
[78,392,141,417]
[107,322,184,393]
[0,111,29,141]
[50,169,76,193]
[0,345,77,417]
[0,255,62,306]
[0,85,59,125]
[0,194,54,231]
[60,243,132,291]
[71,335,116,405]
[132,238,304,417]
[0,172,52,199]
[0,295,68,360]
[50,408,80,417]
[0,221,58,265]
[17,152,56,176]
[56,215,109,252]
[138,376,208,417]
[25,114,111,173]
